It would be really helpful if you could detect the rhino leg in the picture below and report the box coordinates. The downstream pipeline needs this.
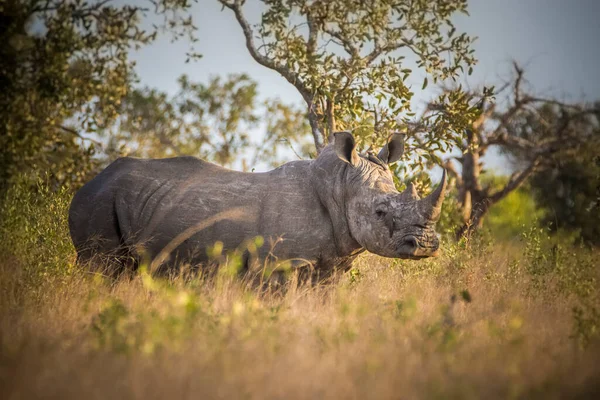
[307,255,359,285]
[75,238,137,279]
[72,208,138,279]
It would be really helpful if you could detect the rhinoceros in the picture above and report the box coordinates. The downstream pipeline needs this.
[69,131,446,280]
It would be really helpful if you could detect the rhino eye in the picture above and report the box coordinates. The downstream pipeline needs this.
[375,209,387,218]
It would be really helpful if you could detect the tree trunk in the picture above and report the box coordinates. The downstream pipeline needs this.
[455,159,539,240]
[455,126,486,239]
[306,98,326,153]
[455,196,492,240]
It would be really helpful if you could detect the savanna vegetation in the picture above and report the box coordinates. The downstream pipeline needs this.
[1,173,599,399]
[1,0,599,399]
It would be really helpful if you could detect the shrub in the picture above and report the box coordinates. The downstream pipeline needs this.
[0,176,75,289]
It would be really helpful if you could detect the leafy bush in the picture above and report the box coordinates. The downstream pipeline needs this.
[519,225,600,347]
[0,176,75,288]
[485,183,545,241]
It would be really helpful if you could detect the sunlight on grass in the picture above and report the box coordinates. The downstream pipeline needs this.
[1,181,599,399]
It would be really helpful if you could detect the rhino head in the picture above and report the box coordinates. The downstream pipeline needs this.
[328,131,446,260]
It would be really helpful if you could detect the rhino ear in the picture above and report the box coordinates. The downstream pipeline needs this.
[378,133,405,164]
[334,131,360,166]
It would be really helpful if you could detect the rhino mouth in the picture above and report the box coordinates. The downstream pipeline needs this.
[396,235,440,259]
[398,254,429,260]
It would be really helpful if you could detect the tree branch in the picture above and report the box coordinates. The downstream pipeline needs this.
[512,60,524,104]
[306,9,318,56]
[219,0,327,152]
[443,159,463,187]
[489,158,540,203]
[322,27,360,59]
[485,130,537,150]
[307,102,325,152]
[326,97,335,135]
[218,0,310,102]
[59,125,104,148]
[365,42,406,65]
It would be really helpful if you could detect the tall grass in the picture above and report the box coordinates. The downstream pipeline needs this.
[1,181,599,399]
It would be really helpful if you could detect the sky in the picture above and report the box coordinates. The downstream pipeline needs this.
[129,0,600,172]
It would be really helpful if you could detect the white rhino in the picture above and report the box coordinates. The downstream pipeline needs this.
[69,132,446,279]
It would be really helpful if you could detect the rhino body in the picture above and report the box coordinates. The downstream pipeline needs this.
[69,132,446,278]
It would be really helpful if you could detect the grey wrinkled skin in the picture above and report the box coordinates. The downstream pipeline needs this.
[69,131,446,279]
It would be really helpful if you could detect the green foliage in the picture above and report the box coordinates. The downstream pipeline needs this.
[572,304,600,350]
[0,0,199,190]
[460,289,472,303]
[91,276,217,355]
[521,226,555,289]
[348,267,362,285]
[92,299,132,353]
[529,136,600,246]
[0,175,75,288]
[484,180,544,241]
[393,297,417,323]
[105,74,311,169]
[254,99,315,167]
[435,186,464,237]
[221,0,480,170]
[90,266,287,355]
[430,171,544,243]
[504,101,600,245]
[518,225,600,348]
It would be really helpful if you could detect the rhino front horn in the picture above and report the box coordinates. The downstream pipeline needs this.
[421,169,447,221]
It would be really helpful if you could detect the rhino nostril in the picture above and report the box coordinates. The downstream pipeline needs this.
[404,236,418,250]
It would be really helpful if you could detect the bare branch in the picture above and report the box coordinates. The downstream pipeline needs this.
[443,159,463,187]
[489,158,540,203]
[485,130,537,150]
[512,60,524,104]
[59,125,104,148]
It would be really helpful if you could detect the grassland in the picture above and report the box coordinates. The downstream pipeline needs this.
[1,183,599,399]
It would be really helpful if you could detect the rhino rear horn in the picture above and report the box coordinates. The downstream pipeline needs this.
[400,182,420,201]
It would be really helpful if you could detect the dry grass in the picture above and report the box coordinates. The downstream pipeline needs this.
[1,240,599,400]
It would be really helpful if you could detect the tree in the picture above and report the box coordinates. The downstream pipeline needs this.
[218,0,480,171]
[521,106,600,245]
[0,0,199,190]
[438,64,599,238]
[104,74,311,169]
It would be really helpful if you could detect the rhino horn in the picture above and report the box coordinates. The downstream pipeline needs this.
[401,182,420,201]
[420,169,447,221]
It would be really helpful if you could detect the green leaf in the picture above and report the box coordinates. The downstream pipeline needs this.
[460,290,472,303]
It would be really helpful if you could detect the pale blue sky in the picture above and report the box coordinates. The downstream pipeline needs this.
[130,0,600,171]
